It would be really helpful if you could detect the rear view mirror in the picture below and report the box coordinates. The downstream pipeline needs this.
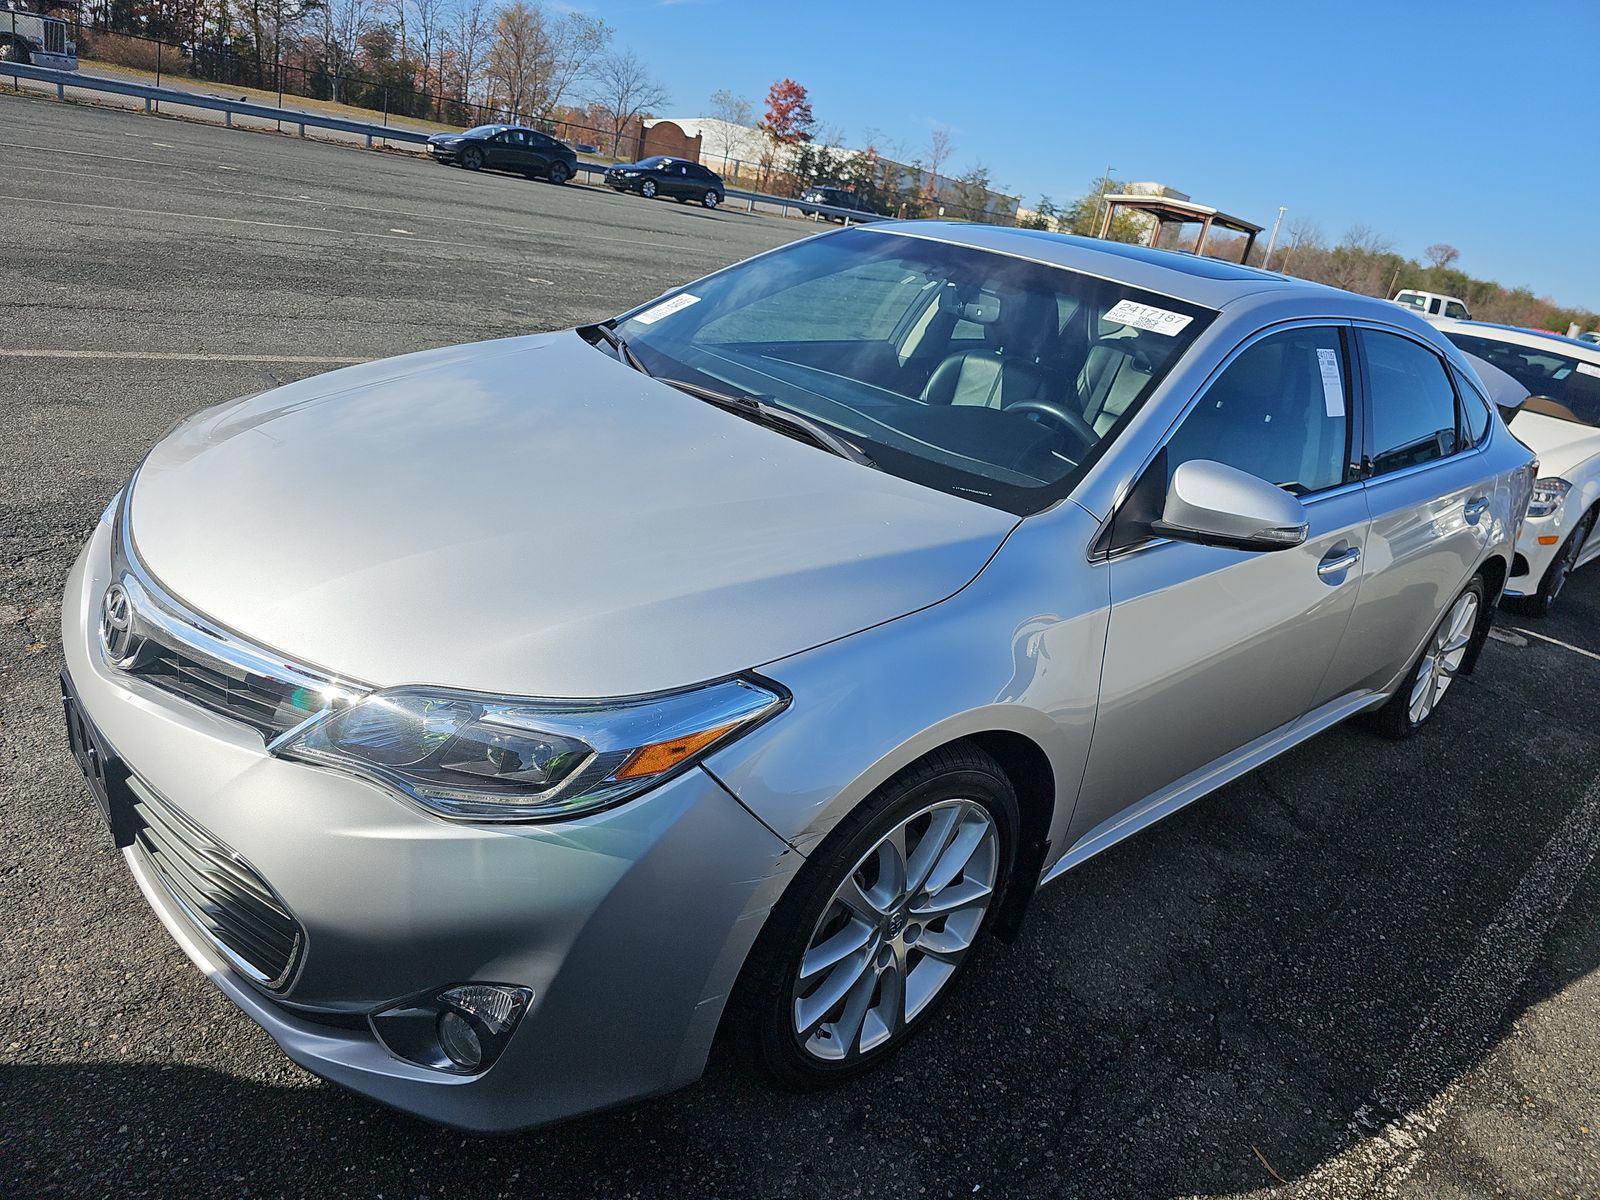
[1151,459,1309,552]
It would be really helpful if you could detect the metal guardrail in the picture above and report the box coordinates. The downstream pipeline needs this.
[0,61,430,146]
[0,61,889,223]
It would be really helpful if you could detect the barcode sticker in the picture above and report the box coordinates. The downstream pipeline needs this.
[632,293,701,324]
[1317,348,1345,417]
[1577,362,1600,378]
[1103,299,1194,336]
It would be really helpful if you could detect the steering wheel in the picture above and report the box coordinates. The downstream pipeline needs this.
[1005,397,1099,456]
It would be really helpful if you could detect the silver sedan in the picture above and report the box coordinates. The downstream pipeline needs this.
[60,222,1535,1131]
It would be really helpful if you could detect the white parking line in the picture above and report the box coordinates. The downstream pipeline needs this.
[0,350,368,364]
[1280,772,1600,1198]
[1507,626,1600,663]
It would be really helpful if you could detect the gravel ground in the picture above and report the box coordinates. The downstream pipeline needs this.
[2,92,1597,1200]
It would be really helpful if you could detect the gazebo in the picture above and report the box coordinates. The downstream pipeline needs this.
[1097,194,1263,263]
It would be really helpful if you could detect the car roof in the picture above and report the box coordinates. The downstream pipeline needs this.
[1435,319,1600,360]
[867,221,1348,311]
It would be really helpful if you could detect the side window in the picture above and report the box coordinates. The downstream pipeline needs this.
[1450,365,1491,446]
[1163,326,1351,495]
[1444,301,1469,320]
[1362,330,1461,475]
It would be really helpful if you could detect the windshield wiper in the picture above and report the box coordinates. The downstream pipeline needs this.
[581,324,873,468]
[582,322,649,375]
[665,379,877,469]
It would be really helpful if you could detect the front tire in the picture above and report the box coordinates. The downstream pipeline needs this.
[1511,506,1596,617]
[640,179,658,199]
[0,40,29,63]
[729,743,1017,1089]
[460,147,484,171]
[1373,575,1485,739]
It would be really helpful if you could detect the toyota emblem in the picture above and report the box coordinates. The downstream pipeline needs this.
[100,582,138,665]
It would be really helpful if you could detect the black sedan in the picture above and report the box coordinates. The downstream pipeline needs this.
[604,157,724,208]
[427,125,578,184]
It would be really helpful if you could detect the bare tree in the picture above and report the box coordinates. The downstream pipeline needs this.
[406,0,446,88]
[1425,242,1460,270]
[540,10,609,114]
[485,1,541,118]
[321,0,377,101]
[442,0,490,109]
[484,1,608,121]
[707,87,753,172]
[589,48,668,156]
[924,124,954,199]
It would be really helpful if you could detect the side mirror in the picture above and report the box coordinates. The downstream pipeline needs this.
[1151,459,1309,552]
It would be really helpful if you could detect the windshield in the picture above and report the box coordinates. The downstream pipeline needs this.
[1444,331,1600,428]
[616,228,1214,514]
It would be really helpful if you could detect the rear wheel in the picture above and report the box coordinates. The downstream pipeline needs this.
[729,743,1017,1089]
[703,190,722,209]
[1512,506,1596,617]
[640,179,658,199]
[460,146,484,171]
[547,161,571,185]
[1373,576,1484,739]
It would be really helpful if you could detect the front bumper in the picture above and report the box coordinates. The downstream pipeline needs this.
[61,519,801,1132]
[1505,507,1573,597]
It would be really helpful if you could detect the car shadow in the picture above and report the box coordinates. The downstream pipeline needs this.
[8,575,1599,1198]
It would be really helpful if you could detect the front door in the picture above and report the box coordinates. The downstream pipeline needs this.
[1076,324,1369,831]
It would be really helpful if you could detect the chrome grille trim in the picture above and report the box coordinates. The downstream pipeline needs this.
[104,479,369,738]
[126,775,305,991]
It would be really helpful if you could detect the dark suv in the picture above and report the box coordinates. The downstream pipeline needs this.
[798,185,873,221]
[604,157,725,208]
[426,125,578,184]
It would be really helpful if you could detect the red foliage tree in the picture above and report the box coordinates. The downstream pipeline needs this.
[760,78,815,145]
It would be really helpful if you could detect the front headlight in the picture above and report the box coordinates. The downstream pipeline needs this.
[1526,477,1571,519]
[272,676,786,822]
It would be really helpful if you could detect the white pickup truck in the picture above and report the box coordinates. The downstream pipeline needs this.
[1392,289,1471,322]
[0,1,77,70]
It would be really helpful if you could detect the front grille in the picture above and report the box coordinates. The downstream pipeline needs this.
[44,21,64,53]
[127,775,304,990]
[128,637,314,737]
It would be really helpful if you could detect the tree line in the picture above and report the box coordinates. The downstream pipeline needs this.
[82,0,667,151]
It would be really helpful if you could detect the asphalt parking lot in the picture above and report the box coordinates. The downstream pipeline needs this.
[3,94,1598,1200]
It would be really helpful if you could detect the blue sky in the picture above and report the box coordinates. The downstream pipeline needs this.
[582,0,1599,312]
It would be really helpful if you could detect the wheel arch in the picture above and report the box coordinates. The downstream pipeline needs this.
[1461,550,1507,676]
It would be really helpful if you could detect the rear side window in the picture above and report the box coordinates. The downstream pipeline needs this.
[1163,326,1351,495]
[1444,301,1469,320]
[1362,330,1460,475]
[1450,365,1491,445]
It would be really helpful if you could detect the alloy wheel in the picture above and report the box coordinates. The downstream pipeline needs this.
[791,798,998,1064]
[1408,590,1479,725]
[641,180,657,198]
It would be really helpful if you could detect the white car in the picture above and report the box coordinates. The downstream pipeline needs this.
[1441,320,1600,613]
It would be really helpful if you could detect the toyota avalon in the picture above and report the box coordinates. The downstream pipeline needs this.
[61,223,1535,1132]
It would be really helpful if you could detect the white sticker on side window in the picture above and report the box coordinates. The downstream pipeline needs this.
[1577,362,1600,378]
[631,293,701,325]
[1316,348,1345,417]
[1103,299,1194,336]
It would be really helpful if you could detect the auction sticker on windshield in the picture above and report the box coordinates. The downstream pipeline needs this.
[632,294,701,325]
[1103,299,1194,337]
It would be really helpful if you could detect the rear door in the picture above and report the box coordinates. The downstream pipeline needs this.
[1329,326,1493,698]
[1078,323,1370,824]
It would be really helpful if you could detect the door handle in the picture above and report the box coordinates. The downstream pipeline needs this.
[1464,496,1490,524]
[1317,545,1362,578]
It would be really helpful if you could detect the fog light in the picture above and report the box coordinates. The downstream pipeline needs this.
[438,1010,482,1070]
[370,983,532,1075]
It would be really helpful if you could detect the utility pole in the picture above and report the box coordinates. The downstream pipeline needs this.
[1261,205,1286,269]
[1097,164,1115,224]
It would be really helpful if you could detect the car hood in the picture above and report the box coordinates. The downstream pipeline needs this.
[128,333,1017,698]
[1507,409,1600,477]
